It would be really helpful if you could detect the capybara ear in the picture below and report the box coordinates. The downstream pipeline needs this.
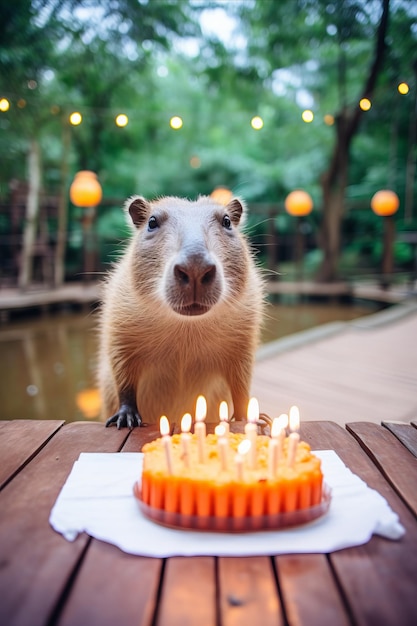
[125,196,151,228]
[226,197,246,227]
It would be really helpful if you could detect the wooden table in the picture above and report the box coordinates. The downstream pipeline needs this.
[1,419,417,626]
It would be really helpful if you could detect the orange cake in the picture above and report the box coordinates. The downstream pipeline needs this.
[137,431,324,530]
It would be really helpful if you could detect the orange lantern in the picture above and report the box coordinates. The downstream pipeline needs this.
[285,190,314,217]
[70,171,102,207]
[370,190,400,216]
[210,187,233,205]
[76,388,102,419]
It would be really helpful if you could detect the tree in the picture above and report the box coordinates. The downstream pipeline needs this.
[0,1,57,288]
[2,0,415,286]
[0,0,202,286]
[232,0,414,281]
[317,0,390,282]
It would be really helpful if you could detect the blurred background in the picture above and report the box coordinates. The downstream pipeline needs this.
[0,0,416,422]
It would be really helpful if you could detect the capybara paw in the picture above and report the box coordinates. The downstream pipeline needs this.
[105,404,142,429]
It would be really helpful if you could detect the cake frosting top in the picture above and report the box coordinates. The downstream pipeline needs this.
[142,432,321,485]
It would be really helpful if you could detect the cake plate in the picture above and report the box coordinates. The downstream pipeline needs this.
[133,482,331,533]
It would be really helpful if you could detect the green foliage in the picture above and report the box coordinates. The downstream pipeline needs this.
[0,0,416,281]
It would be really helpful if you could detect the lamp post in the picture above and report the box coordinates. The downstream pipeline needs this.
[370,190,400,289]
[285,190,314,280]
[69,171,102,283]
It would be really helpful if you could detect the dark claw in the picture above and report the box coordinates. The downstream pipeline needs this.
[105,403,142,429]
[258,412,273,427]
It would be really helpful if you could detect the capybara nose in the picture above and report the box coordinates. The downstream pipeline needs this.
[174,260,217,289]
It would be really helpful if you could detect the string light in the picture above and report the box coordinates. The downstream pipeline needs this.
[398,82,409,95]
[115,113,128,127]
[251,115,264,130]
[69,111,82,125]
[0,98,10,112]
[302,110,314,123]
[359,98,371,111]
[2,84,412,133]
[170,115,183,130]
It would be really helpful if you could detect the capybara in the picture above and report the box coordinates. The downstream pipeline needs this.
[99,194,264,428]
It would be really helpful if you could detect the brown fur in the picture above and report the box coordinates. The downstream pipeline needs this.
[98,194,264,427]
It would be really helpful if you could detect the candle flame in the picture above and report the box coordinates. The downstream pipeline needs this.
[160,415,170,437]
[237,439,251,456]
[289,405,300,431]
[195,395,207,422]
[219,401,228,422]
[247,397,259,424]
[271,417,282,438]
[278,413,288,431]
[215,424,226,437]
[181,413,192,433]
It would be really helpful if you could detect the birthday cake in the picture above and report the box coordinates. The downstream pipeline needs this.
[135,420,325,531]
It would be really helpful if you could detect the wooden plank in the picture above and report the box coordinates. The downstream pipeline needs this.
[119,424,163,452]
[0,419,64,489]
[382,421,417,458]
[302,421,417,626]
[58,542,162,626]
[218,556,283,626]
[275,554,351,626]
[157,557,216,626]
[274,385,351,623]
[54,425,163,625]
[0,422,128,626]
[346,421,417,518]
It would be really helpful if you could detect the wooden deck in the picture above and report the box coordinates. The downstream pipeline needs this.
[252,301,417,427]
[0,283,102,319]
[0,278,413,317]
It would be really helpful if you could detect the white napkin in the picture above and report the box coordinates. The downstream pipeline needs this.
[49,451,405,557]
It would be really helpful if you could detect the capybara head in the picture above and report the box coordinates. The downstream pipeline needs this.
[125,195,253,317]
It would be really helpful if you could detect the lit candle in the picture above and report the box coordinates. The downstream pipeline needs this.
[275,413,287,457]
[245,397,259,469]
[268,417,282,478]
[159,415,174,475]
[181,413,192,468]
[278,413,289,432]
[268,438,278,478]
[287,432,300,467]
[271,417,282,439]
[289,405,300,433]
[219,400,229,435]
[195,395,207,463]
[235,439,251,481]
[215,423,228,471]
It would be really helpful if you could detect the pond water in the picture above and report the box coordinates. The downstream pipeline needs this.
[0,298,382,423]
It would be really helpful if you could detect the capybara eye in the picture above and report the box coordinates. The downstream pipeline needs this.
[222,215,232,230]
[148,215,159,231]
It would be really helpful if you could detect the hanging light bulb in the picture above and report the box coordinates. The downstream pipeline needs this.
[0,98,10,112]
[251,116,264,130]
[359,98,371,111]
[398,82,409,95]
[115,113,128,127]
[69,111,82,125]
[170,116,183,130]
